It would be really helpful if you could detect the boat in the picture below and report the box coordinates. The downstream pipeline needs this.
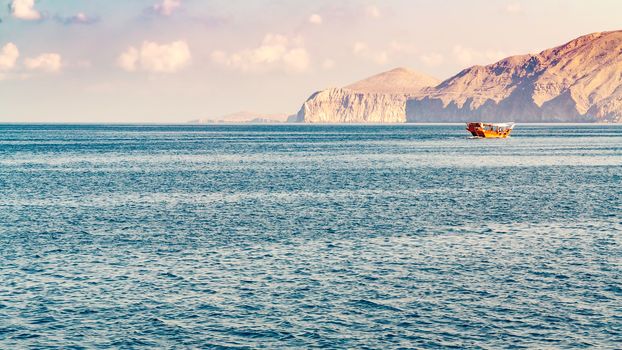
[466,122,515,138]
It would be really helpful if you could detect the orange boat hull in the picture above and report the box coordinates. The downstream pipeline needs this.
[466,122,514,138]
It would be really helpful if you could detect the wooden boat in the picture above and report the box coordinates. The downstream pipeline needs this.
[466,122,515,138]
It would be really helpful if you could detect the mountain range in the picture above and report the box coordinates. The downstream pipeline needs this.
[295,30,622,123]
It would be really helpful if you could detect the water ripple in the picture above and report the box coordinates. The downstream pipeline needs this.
[0,124,621,348]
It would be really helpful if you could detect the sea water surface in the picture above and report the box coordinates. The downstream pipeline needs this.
[0,124,620,349]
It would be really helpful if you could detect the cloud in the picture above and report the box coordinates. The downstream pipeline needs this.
[504,2,524,14]
[352,41,389,65]
[10,0,41,20]
[419,53,445,67]
[453,45,507,65]
[56,12,99,25]
[365,5,381,18]
[212,34,310,73]
[118,40,192,73]
[1,44,64,78]
[308,14,323,25]
[10,0,97,24]
[151,0,181,16]
[0,43,19,72]
[24,53,62,73]
[118,48,139,72]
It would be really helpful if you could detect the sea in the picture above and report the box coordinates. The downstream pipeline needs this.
[0,124,620,349]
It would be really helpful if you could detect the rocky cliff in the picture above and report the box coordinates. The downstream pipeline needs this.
[295,88,412,123]
[298,30,622,123]
[295,68,439,123]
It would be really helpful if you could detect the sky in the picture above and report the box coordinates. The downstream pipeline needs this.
[1,0,621,123]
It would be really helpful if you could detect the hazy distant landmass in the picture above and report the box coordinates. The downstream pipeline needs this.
[295,30,622,123]
[189,111,293,124]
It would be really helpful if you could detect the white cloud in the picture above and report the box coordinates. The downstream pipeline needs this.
[504,3,523,14]
[118,40,192,73]
[1,44,64,78]
[0,43,20,72]
[10,0,41,20]
[152,0,181,16]
[365,5,381,18]
[212,34,310,73]
[419,53,445,67]
[118,48,140,72]
[352,41,389,65]
[24,53,62,73]
[453,45,507,65]
[308,14,323,25]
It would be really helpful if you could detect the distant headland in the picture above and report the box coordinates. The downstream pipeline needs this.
[188,111,295,124]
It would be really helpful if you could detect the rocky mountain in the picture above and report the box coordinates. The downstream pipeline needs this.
[295,68,439,123]
[345,67,440,94]
[297,30,622,123]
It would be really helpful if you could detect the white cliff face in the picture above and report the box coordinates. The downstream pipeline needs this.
[296,89,411,123]
[298,30,622,123]
[296,68,439,123]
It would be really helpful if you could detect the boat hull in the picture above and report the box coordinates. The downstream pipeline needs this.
[466,122,515,138]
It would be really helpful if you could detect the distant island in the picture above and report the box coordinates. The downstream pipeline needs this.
[188,111,296,124]
[293,30,622,123]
